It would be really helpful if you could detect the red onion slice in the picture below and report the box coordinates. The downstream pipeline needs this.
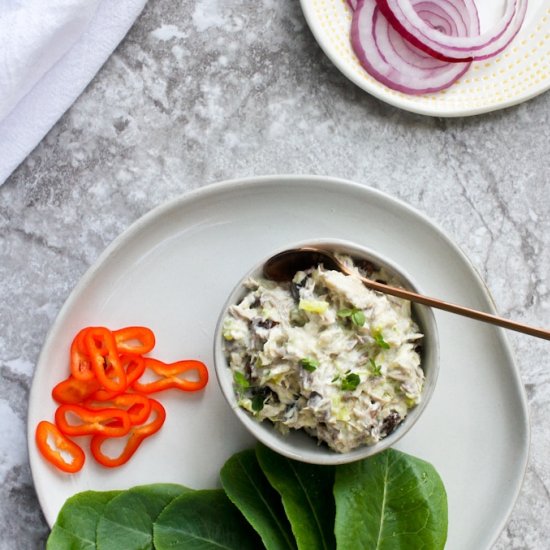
[414,0,480,35]
[377,0,527,61]
[348,0,358,10]
[386,19,449,70]
[351,0,471,94]
[414,1,467,36]
[387,0,477,70]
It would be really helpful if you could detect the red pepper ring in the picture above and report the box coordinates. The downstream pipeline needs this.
[90,399,166,468]
[70,327,95,381]
[132,358,209,394]
[35,420,85,473]
[84,327,127,392]
[84,393,152,426]
[113,326,156,356]
[55,404,131,438]
[52,376,102,405]
[91,354,146,402]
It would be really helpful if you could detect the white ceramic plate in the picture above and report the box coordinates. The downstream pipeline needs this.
[28,176,529,549]
[299,0,550,116]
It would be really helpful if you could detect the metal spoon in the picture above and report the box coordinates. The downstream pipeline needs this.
[263,247,550,341]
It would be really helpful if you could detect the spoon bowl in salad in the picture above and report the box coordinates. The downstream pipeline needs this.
[214,239,439,465]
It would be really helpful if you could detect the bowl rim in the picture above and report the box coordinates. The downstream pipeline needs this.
[213,237,440,465]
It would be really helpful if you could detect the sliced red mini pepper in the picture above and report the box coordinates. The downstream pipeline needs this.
[70,327,95,381]
[55,404,131,437]
[90,399,166,468]
[84,327,127,392]
[84,393,152,426]
[52,376,101,404]
[132,358,209,394]
[91,354,146,402]
[39,324,210,473]
[113,326,156,355]
[35,420,85,473]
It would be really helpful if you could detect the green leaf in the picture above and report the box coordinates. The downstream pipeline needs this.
[153,489,262,549]
[334,449,448,550]
[47,490,121,549]
[337,308,353,318]
[96,484,190,550]
[350,310,366,327]
[369,358,382,376]
[220,449,297,550]
[338,308,366,327]
[372,330,390,349]
[299,358,319,372]
[256,444,335,550]
[341,373,360,391]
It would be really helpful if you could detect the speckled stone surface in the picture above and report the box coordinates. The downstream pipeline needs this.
[1,0,549,548]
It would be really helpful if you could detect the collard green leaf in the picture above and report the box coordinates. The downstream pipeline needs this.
[334,449,448,550]
[46,490,121,550]
[96,483,190,550]
[256,444,335,550]
[220,448,297,550]
[153,489,262,550]
[47,447,448,550]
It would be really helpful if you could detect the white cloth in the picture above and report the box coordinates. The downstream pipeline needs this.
[0,0,148,185]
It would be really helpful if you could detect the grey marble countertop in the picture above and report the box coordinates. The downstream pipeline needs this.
[1,1,549,548]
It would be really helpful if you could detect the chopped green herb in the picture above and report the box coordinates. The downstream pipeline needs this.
[338,308,365,327]
[369,359,382,376]
[299,358,319,372]
[372,330,390,349]
[234,371,250,389]
[331,375,340,383]
[337,308,353,318]
[341,373,360,391]
[251,394,265,412]
[351,310,366,327]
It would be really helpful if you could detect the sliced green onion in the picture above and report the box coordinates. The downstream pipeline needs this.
[233,371,250,389]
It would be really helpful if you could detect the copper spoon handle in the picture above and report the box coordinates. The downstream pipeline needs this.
[356,275,550,340]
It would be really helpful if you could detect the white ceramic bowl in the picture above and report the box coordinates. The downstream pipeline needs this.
[214,238,439,465]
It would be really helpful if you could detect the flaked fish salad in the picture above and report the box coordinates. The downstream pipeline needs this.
[222,254,424,453]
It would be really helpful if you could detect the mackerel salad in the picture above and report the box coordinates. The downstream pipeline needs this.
[222,254,424,453]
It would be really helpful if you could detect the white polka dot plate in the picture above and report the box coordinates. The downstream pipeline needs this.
[299,0,549,116]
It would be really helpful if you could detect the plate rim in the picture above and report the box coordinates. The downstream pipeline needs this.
[298,0,550,117]
[27,174,530,543]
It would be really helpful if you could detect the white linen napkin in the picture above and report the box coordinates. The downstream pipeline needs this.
[0,0,148,185]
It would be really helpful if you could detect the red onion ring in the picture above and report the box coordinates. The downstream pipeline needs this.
[376,0,527,61]
[351,0,471,94]
[387,20,449,70]
[415,1,468,36]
